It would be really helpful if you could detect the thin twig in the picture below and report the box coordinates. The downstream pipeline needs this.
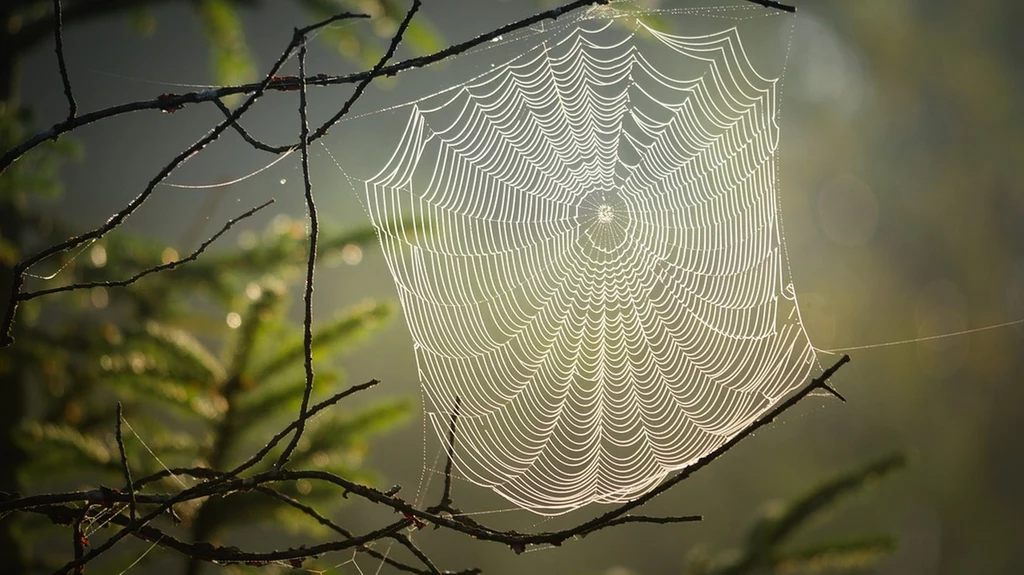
[72,507,86,575]
[308,0,423,147]
[256,487,352,537]
[18,199,274,301]
[10,358,848,571]
[252,486,427,574]
[96,381,378,492]
[231,378,378,478]
[748,0,796,13]
[425,397,488,531]
[0,1,609,176]
[277,0,421,468]
[392,533,447,575]
[595,514,703,528]
[52,0,77,121]
[0,11,367,347]
[212,99,282,153]
[217,0,425,159]
[439,397,461,510]
[276,38,318,469]
[0,490,172,514]
[114,403,137,521]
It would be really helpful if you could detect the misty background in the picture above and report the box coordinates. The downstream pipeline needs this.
[14,0,1024,573]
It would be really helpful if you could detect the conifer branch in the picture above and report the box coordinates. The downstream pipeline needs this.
[0,2,854,573]
[16,199,274,302]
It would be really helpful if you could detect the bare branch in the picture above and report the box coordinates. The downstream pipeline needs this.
[308,0,423,147]
[114,403,137,522]
[72,507,86,575]
[275,35,318,469]
[439,397,461,510]
[0,10,367,345]
[17,199,275,302]
[588,514,703,529]
[213,99,283,153]
[52,0,77,121]
[230,377,379,478]
[748,0,796,13]
[0,2,850,573]
[253,486,428,574]
[4,357,848,572]
[0,1,609,175]
[277,0,422,469]
[392,532,449,575]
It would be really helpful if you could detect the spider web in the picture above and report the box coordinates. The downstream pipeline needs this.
[359,3,817,515]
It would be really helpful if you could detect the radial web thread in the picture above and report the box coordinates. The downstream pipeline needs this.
[363,8,817,514]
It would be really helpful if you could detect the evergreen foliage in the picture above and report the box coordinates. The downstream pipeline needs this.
[0,2,913,573]
[686,453,905,575]
[5,180,414,570]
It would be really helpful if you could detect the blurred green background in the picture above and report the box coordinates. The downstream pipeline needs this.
[5,0,1023,573]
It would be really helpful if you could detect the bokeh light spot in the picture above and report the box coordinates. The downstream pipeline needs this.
[341,244,363,265]
[90,244,107,268]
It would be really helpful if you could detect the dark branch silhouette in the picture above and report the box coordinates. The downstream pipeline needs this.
[277,0,423,470]
[0,1,842,573]
[114,402,137,522]
[0,0,792,177]
[16,199,274,301]
[51,0,77,121]
[0,355,849,573]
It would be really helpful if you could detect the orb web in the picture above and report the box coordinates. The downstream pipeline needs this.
[363,7,817,514]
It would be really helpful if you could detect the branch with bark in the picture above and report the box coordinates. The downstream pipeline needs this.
[0,355,849,574]
[0,1,844,574]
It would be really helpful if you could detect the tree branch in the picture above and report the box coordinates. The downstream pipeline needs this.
[114,403,137,522]
[275,35,318,469]
[0,10,365,345]
[277,0,421,468]
[3,358,849,572]
[748,0,796,13]
[1,0,800,176]
[16,199,274,302]
[0,1,845,572]
[51,0,76,121]
[0,0,608,175]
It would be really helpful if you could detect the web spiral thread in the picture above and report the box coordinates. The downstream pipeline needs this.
[364,10,816,514]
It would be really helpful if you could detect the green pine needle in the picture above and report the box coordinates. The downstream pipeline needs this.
[297,398,411,459]
[236,372,340,426]
[252,299,394,381]
[196,0,256,92]
[143,320,227,383]
[103,372,226,421]
[771,535,897,574]
[747,453,907,553]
